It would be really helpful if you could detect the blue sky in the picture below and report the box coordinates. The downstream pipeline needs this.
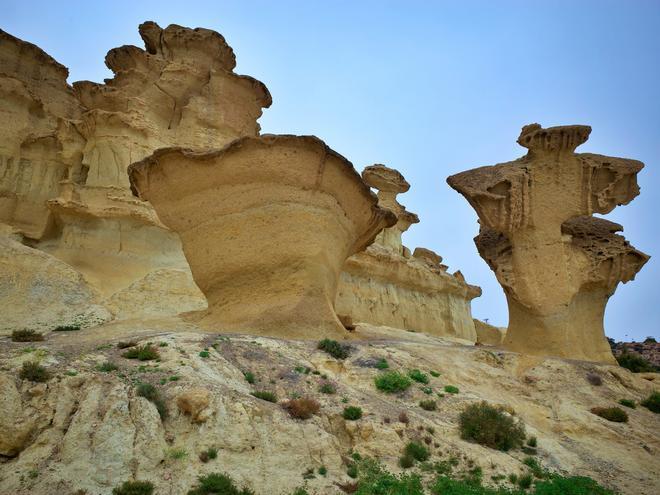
[4,0,658,341]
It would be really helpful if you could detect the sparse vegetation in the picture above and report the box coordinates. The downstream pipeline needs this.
[526,436,538,448]
[399,454,415,469]
[199,447,218,463]
[243,371,256,384]
[53,324,81,332]
[375,371,412,393]
[640,391,660,413]
[616,351,658,373]
[122,345,159,361]
[404,441,430,462]
[251,390,277,403]
[136,383,167,419]
[590,406,628,423]
[420,399,437,411]
[343,406,363,420]
[618,399,636,409]
[317,338,350,359]
[518,473,533,489]
[459,401,525,451]
[19,361,50,382]
[444,385,459,394]
[354,459,424,493]
[187,473,255,495]
[97,361,118,372]
[319,382,336,394]
[375,358,389,370]
[408,369,430,384]
[284,398,320,419]
[112,480,154,495]
[523,457,548,479]
[167,448,188,460]
[117,341,137,349]
[11,329,44,342]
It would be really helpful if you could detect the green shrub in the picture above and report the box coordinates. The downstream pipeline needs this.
[251,390,277,403]
[243,371,255,384]
[343,406,363,420]
[123,345,159,361]
[187,473,254,495]
[404,441,430,462]
[523,457,548,479]
[444,385,460,394]
[347,463,359,478]
[641,391,660,413]
[318,466,327,476]
[590,407,628,423]
[526,436,537,447]
[136,383,167,419]
[518,473,533,489]
[374,371,412,393]
[319,382,336,394]
[19,361,50,382]
[290,489,310,495]
[97,361,118,372]
[430,370,441,377]
[420,399,437,411]
[112,480,154,495]
[199,447,218,463]
[53,324,81,332]
[618,399,636,409]
[356,459,424,495]
[167,448,188,460]
[408,369,430,384]
[616,352,657,373]
[11,329,44,342]
[117,341,137,349]
[459,402,525,451]
[375,358,389,370]
[534,475,618,494]
[399,455,415,469]
[317,339,350,359]
[199,350,210,358]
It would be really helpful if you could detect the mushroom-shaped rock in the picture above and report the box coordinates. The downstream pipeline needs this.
[129,135,396,339]
[448,124,649,363]
[362,164,419,253]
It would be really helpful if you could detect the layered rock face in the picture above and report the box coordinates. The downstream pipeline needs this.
[0,22,272,326]
[448,124,649,363]
[336,165,482,340]
[128,136,396,338]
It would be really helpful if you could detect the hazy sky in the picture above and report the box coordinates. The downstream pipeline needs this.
[3,0,658,341]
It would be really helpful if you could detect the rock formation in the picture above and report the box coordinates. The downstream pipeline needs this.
[128,136,396,338]
[448,124,649,363]
[336,165,481,340]
[0,22,272,328]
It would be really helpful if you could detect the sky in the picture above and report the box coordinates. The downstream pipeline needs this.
[3,0,658,341]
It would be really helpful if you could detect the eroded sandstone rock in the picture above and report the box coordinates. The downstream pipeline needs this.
[336,165,481,339]
[0,21,273,326]
[448,124,649,363]
[128,135,396,338]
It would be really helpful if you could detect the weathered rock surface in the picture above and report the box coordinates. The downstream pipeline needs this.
[448,124,649,363]
[128,136,396,338]
[337,165,481,340]
[0,21,275,327]
[0,320,657,494]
